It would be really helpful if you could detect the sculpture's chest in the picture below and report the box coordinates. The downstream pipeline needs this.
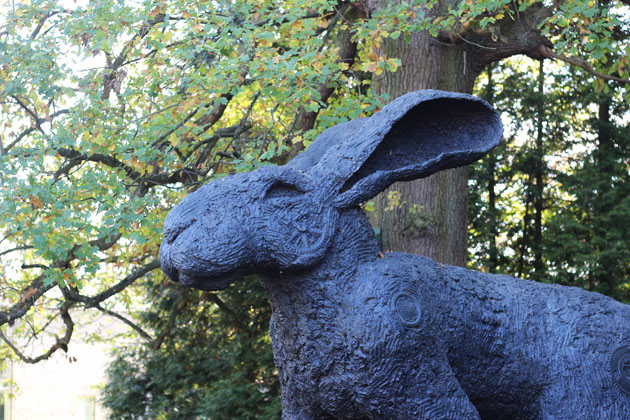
[268,300,360,416]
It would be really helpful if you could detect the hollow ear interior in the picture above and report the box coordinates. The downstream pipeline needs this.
[301,90,503,208]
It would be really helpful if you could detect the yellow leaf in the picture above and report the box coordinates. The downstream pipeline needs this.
[29,195,43,209]
[149,6,164,18]
[365,62,378,73]
[94,132,105,146]
[130,157,144,170]
[291,20,303,31]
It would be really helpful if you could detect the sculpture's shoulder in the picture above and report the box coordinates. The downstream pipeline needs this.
[355,252,436,291]
[353,252,474,300]
[350,253,451,329]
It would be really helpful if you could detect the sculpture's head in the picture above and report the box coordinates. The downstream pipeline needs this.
[160,90,503,291]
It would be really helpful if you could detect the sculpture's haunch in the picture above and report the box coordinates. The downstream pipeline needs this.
[160,90,630,419]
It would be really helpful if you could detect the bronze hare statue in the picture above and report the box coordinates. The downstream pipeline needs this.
[160,90,630,420]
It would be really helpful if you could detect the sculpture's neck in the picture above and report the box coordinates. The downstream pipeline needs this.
[259,208,378,310]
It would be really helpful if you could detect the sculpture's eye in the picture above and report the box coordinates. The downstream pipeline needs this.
[264,181,306,199]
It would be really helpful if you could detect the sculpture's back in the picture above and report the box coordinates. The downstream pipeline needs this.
[349,254,630,419]
[160,90,630,420]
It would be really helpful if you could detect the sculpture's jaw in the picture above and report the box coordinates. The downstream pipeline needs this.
[159,240,241,291]
[177,270,239,291]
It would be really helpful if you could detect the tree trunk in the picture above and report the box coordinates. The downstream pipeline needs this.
[533,60,545,279]
[368,6,480,266]
[361,1,552,266]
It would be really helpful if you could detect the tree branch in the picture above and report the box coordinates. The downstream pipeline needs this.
[468,4,554,66]
[30,11,59,40]
[0,276,55,327]
[151,102,208,148]
[0,245,34,257]
[55,148,143,181]
[94,304,153,342]
[538,45,630,85]
[21,263,49,270]
[280,5,359,162]
[10,95,45,135]
[59,260,160,307]
[204,292,243,330]
[0,301,74,363]
[102,13,167,99]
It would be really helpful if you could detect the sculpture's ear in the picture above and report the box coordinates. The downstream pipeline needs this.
[302,90,503,208]
[285,118,367,171]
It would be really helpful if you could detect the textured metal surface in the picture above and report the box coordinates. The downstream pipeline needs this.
[160,90,630,419]
[611,346,630,395]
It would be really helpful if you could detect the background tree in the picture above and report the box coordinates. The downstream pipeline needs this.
[469,57,630,302]
[0,0,383,364]
[102,277,280,420]
[365,0,630,265]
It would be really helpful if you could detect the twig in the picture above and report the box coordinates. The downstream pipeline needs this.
[205,292,243,330]
[455,32,497,50]
[0,245,34,257]
[94,304,153,342]
[151,102,207,147]
[21,264,49,270]
[10,95,45,134]
[0,301,74,363]
[59,260,160,307]
[30,11,59,39]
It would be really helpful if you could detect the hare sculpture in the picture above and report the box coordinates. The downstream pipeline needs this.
[160,90,630,420]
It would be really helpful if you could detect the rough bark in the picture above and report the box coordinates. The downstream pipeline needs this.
[366,2,479,266]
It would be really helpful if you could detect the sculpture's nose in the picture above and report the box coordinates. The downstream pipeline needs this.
[161,192,207,281]
[163,194,203,244]
[159,241,179,282]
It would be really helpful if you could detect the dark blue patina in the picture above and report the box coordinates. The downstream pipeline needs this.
[160,90,630,420]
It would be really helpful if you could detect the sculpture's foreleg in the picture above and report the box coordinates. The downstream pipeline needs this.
[358,357,482,420]
[281,407,317,420]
